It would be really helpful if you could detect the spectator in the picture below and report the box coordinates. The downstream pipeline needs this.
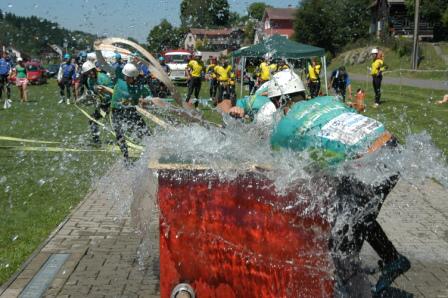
[330,66,352,102]
[57,54,76,104]
[206,57,218,101]
[276,59,290,72]
[371,50,386,108]
[0,51,12,109]
[185,51,204,107]
[307,58,321,98]
[256,53,277,86]
[214,57,232,104]
[13,58,28,103]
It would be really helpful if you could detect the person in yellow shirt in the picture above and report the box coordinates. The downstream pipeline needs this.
[257,53,277,85]
[185,51,204,107]
[307,58,321,98]
[371,50,386,107]
[214,58,232,103]
[276,59,289,72]
[206,57,218,100]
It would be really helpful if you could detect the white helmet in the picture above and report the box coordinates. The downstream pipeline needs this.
[194,51,202,57]
[264,53,272,61]
[122,63,139,78]
[371,48,379,54]
[17,57,23,62]
[268,70,305,98]
[81,61,96,74]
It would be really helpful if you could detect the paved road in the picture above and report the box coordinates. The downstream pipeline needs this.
[350,73,448,91]
[1,164,447,297]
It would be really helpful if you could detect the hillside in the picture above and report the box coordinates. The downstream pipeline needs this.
[0,10,97,57]
[331,42,448,80]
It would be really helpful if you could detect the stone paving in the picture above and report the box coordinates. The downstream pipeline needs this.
[0,165,447,297]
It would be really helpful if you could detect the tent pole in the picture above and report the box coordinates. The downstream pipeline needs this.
[322,55,328,95]
[240,57,245,98]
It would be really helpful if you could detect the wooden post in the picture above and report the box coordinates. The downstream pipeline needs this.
[411,0,420,69]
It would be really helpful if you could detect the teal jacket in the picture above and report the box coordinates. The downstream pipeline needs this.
[87,72,114,103]
[111,79,151,109]
[270,96,385,164]
[235,84,271,119]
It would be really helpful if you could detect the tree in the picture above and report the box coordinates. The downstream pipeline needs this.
[147,19,183,53]
[294,0,370,55]
[443,7,448,26]
[180,0,230,28]
[247,2,272,21]
[405,0,448,41]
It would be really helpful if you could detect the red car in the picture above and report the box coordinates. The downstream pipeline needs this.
[25,61,47,84]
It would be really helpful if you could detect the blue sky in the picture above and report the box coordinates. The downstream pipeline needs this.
[1,0,298,42]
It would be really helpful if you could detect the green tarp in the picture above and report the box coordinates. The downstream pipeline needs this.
[232,35,325,59]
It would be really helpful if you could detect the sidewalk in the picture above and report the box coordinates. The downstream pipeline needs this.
[1,166,447,297]
[350,73,448,91]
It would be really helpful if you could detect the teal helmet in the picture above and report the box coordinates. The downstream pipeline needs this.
[64,53,71,60]
[115,53,122,60]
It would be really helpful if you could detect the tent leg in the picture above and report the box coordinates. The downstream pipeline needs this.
[322,55,328,95]
[240,57,245,98]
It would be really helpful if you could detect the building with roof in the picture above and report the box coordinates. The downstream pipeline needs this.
[183,28,244,52]
[254,7,297,44]
[370,0,434,39]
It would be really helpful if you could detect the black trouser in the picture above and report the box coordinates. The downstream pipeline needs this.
[79,73,88,96]
[216,81,229,103]
[333,83,347,102]
[248,80,255,95]
[329,175,400,263]
[372,75,382,104]
[0,75,11,99]
[309,80,320,98]
[89,102,110,144]
[327,172,401,295]
[209,78,218,99]
[186,77,201,103]
[59,77,72,99]
[112,108,150,159]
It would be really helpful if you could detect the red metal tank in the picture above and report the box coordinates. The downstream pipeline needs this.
[154,163,335,298]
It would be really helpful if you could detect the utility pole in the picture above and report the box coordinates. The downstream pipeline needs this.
[411,0,420,69]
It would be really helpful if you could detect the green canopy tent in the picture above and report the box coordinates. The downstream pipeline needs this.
[232,35,328,96]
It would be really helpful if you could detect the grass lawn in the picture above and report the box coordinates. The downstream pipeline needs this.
[0,80,117,285]
[0,77,446,286]
[331,43,448,81]
[350,79,448,155]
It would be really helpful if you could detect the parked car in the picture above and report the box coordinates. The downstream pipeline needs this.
[26,61,47,84]
[45,64,60,79]
[163,49,192,84]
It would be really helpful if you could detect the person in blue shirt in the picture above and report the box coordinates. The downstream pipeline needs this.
[111,53,125,83]
[57,53,76,104]
[0,52,12,109]
[330,66,352,102]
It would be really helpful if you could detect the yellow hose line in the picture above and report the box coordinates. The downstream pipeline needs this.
[0,136,60,144]
[0,145,142,157]
[135,106,173,130]
[74,103,144,151]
